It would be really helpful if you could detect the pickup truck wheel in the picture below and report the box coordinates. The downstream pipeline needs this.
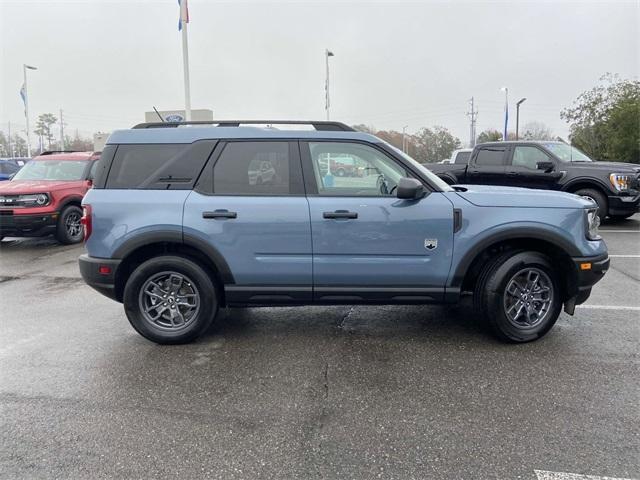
[55,205,84,244]
[123,255,218,344]
[574,188,607,221]
[475,251,562,343]
[609,213,635,221]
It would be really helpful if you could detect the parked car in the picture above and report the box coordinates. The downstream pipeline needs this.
[436,149,472,165]
[0,160,22,181]
[0,151,101,243]
[425,141,640,221]
[79,120,608,345]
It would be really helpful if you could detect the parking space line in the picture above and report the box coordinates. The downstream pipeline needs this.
[534,469,635,480]
[576,305,640,311]
[609,255,640,258]
[599,230,639,233]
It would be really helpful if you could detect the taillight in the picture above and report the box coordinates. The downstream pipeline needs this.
[81,204,92,241]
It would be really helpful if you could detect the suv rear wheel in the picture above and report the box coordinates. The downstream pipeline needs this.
[123,255,219,344]
[55,205,84,244]
[474,251,562,342]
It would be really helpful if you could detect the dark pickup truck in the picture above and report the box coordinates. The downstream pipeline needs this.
[426,141,640,220]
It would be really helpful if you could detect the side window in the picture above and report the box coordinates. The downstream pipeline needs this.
[475,147,506,166]
[88,160,99,179]
[454,151,470,164]
[512,146,551,170]
[308,142,408,196]
[213,142,293,195]
[105,143,212,190]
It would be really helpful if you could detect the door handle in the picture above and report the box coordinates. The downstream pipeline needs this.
[323,210,358,219]
[506,171,518,177]
[203,209,237,219]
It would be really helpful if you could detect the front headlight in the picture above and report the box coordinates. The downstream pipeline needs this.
[609,173,632,191]
[18,193,50,206]
[585,208,600,240]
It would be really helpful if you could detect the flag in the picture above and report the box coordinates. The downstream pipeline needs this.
[20,83,26,105]
[178,0,189,30]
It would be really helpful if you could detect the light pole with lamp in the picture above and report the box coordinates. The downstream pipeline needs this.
[22,64,37,157]
[500,87,509,141]
[515,97,527,140]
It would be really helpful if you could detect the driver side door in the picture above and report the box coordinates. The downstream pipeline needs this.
[301,141,454,303]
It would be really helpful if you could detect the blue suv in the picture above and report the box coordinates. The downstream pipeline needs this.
[79,121,609,344]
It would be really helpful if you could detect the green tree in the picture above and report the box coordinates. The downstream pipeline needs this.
[34,113,58,150]
[413,126,461,163]
[477,129,502,143]
[11,134,28,156]
[561,74,639,163]
[521,121,555,141]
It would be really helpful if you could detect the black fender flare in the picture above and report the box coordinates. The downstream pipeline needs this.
[112,229,235,284]
[561,177,611,196]
[57,195,84,212]
[450,227,582,288]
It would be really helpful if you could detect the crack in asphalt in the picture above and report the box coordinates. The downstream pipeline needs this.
[336,306,355,330]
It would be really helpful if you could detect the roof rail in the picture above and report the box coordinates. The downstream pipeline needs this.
[131,120,355,132]
[39,150,81,155]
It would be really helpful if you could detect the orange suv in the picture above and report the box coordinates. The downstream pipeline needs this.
[0,151,100,243]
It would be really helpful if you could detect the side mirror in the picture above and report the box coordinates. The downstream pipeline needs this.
[536,161,555,173]
[396,177,425,200]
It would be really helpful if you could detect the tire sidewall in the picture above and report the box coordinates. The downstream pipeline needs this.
[484,252,562,343]
[574,188,607,221]
[56,205,84,244]
[123,255,218,344]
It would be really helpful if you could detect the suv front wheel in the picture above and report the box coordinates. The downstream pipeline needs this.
[474,251,562,342]
[123,255,219,344]
[55,205,84,244]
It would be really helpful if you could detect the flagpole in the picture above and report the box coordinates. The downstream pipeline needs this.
[501,86,508,141]
[180,1,192,121]
[23,65,32,157]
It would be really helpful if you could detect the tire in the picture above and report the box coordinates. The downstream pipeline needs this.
[55,205,84,244]
[474,251,562,343]
[573,188,607,221]
[123,255,219,344]
[336,168,345,177]
[609,213,635,221]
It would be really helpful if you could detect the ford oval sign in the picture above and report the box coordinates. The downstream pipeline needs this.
[165,114,184,122]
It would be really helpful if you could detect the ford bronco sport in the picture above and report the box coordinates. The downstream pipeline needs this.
[0,151,101,243]
[79,121,609,344]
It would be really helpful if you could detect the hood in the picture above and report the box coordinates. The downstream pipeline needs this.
[568,161,640,172]
[454,184,594,209]
[0,180,85,194]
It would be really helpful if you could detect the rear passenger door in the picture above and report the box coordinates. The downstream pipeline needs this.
[183,140,312,304]
[466,145,508,185]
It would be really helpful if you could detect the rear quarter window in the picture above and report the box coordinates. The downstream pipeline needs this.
[475,147,506,166]
[104,142,215,189]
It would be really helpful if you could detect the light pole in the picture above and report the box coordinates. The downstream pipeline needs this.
[500,86,508,141]
[325,49,334,120]
[515,97,527,140]
[402,125,408,153]
[22,64,37,157]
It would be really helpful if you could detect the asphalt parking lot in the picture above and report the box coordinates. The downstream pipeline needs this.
[1,216,638,480]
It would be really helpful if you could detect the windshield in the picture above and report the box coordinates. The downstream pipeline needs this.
[544,143,592,162]
[387,144,454,191]
[12,160,87,181]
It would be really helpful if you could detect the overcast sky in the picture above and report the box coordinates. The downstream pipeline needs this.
[1,0,638,146]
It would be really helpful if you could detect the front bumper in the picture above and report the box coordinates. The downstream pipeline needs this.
[608,192,640,216]
[564,253,610,313]
[79,254,122,302]
[0,211,58,237]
